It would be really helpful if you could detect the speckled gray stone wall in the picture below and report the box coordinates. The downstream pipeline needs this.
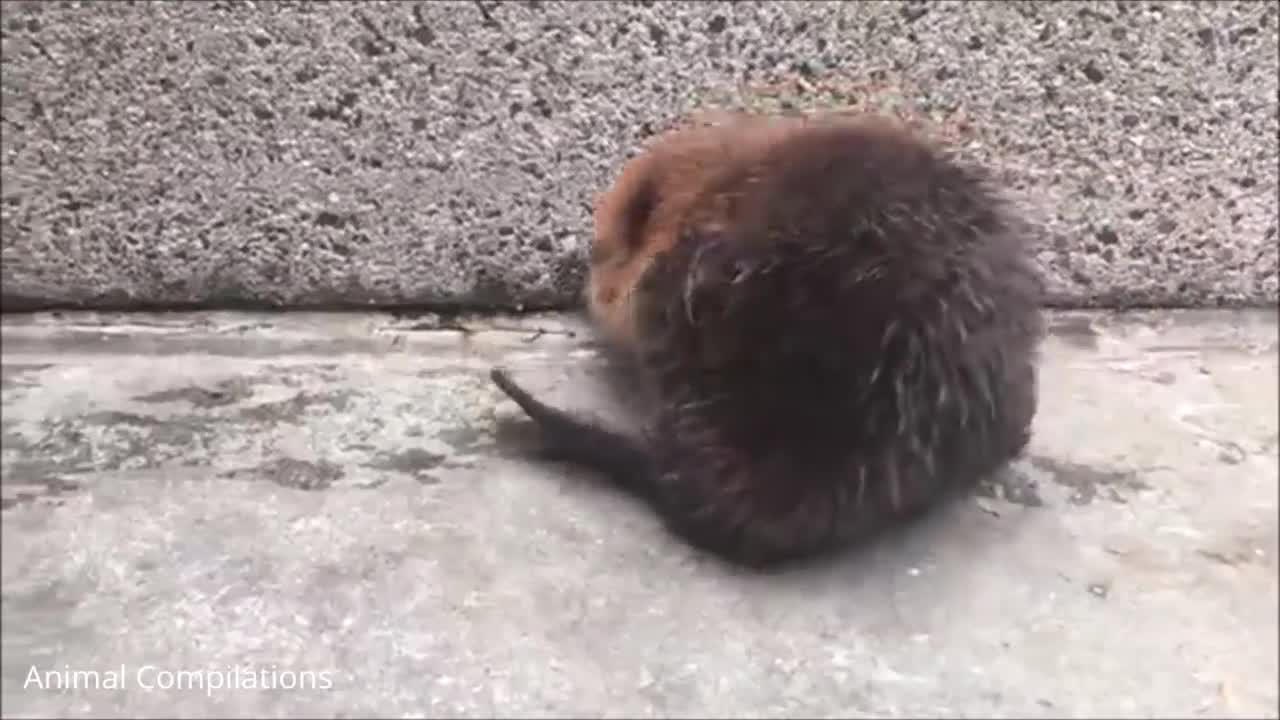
[1,0,1276,311]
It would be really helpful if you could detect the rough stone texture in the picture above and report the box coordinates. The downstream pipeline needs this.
[1,309,1277,717]
[1,1,1277,312]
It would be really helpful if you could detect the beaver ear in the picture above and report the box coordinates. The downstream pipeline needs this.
[620,175,658,248]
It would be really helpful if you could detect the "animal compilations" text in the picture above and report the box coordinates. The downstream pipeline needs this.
[24,664,335,697]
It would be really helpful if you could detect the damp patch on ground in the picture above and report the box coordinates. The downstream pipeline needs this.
[1031,455,1153,505]
[365,448,447,484]
[1047,314,1102,350]
[235,390,355,424]
[976,463,1046,508]
[132,377,257,408]
[0,476,83,511]
[1,363,53,391]
[219,457,345,491]
[1,411,221,488]
[976,454,1155,509]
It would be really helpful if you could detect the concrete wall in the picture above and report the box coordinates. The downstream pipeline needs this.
[1,0,1276,312]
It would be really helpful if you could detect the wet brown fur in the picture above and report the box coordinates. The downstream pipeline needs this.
[490,112,1046,570]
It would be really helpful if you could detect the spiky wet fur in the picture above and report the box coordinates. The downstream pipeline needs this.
[491,113,1046,570]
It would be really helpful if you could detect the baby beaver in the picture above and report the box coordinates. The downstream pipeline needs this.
[490,112,1046,569]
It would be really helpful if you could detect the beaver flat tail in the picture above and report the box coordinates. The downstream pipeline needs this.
[489,367,658,503]
[490,366,852,569]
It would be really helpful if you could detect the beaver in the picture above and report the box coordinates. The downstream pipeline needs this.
[490,111,1046,570]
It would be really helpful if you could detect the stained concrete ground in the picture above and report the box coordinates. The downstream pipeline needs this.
[0,309,1276,719]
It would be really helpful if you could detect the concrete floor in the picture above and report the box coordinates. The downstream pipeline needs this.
[1,309,1277,719]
